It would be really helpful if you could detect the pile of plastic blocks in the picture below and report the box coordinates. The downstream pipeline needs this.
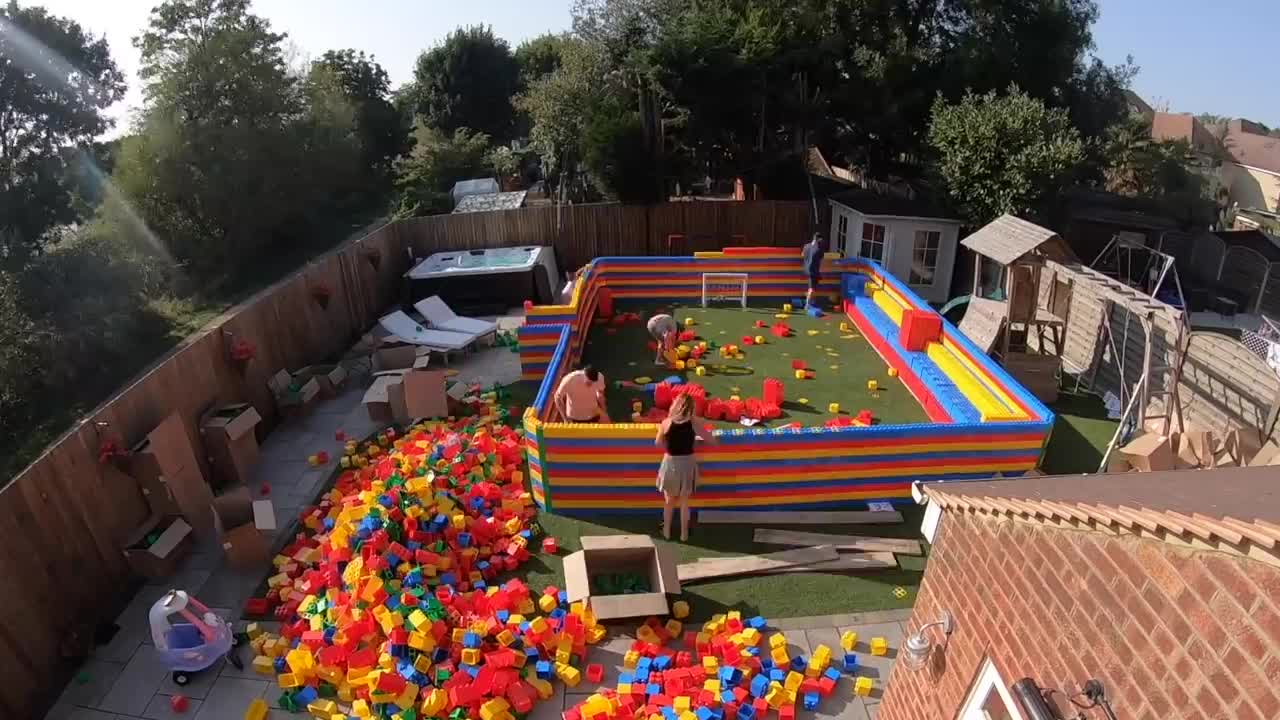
[245,414,607,718]
[565,612,844,720]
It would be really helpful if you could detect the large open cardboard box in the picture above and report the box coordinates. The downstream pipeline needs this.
[127,413,215,538]
[563,535,680,620]
[122,515,193,579]
[268,369,321,415]
[295,364,349,398]
[211,486,276,570]
[200,403,262,489]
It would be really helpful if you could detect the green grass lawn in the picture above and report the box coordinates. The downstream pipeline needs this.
[527,509,927,623]
[1040,386,1119,475]
[583,303,927,429]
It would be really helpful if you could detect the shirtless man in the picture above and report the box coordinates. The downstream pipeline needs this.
[553,364,607,423]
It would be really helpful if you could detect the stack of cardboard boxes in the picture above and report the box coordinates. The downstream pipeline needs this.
[1113,426,1279,472]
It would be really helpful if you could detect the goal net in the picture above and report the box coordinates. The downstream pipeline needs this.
[701,273,748,308]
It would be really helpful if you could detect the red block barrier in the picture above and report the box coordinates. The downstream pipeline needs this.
[900,309,942,352]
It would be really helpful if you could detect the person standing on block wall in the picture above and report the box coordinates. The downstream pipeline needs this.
[654,393,715,541]
[803,233,826,308]
[647,313,679,365]
[554,364,608,423]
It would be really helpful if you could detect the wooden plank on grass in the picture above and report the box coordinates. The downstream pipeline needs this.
[677,546,838,582]
[760,551,898,574]
[698,510,903,525]
[753,529,922,555]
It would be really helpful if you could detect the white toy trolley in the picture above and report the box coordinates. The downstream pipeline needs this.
[149,589,243,685]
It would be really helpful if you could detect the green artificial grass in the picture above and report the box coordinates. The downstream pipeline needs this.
[528,509,927,623]
[582,303,928,429]
[1041,387,1119,475]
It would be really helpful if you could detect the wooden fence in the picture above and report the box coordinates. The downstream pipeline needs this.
[1,200,817,714]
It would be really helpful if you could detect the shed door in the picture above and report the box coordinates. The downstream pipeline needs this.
[831,209,852,257]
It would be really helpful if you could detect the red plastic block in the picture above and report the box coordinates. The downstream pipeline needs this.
[900,308,942,352]
[586,664,605,683]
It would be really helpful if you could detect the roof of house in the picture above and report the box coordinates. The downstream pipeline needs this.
[828,188,958,221]
[923,465,1280,552]
[452,191,528,214]
[1225,124,1280,175]
[959,214,1067,265]
[450,178,500,199]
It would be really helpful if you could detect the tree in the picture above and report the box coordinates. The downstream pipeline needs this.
[120,0,316,278]
[928,87,1085,225]
[411,25,520,142]
[309,50,410,189]
[515,33,567,86]
[394,126,495,217]
[1102,113,1217,226]
[0,0,125,267]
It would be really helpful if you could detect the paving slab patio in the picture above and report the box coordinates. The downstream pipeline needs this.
[45,336,907,720]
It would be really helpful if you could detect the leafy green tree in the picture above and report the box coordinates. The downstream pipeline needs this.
[928,87,1085,225]
[309,50,410,188]
[394,126,495,217]
[120,0,313,278]
[517,38,609,202]
[584,110,663,202]
[515,33,567,86]
[411,25,520,142]
[0,0,125,267]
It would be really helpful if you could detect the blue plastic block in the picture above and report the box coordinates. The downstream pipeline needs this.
[536,661,553,679]
[768,669,786,683]
[721,690,735,705]
[496,610,510,623]
[696,708,714,720]
[464,632,481,648]
[842,654,859,672]
[738,705,756,720]
[750,675,769,697]
[273,656,287,673]
[823,667,841,683]
[790,656,807,672]
[296,686,318,704]
[802,692,819,711]
[619,672,634,684]
[654,655,672,671]
[637,657,653,671]
[647,683,662,696]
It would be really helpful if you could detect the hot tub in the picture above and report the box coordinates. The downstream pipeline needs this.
[404,246,560,312]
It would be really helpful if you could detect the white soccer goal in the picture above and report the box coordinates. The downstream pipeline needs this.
[701,272,748,308]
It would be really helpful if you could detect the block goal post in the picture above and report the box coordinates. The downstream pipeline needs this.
[701,273,748,308]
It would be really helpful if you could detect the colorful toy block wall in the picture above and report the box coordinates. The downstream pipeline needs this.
[518,248,1053,514]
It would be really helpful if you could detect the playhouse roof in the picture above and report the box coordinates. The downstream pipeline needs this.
[453,191,528,214]
[923,465,1280,548]
[961,214,1071,266]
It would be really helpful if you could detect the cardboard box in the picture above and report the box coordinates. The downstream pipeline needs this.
[1174,430,1215,469]
[364,371,407,423]
[1118,432,1173,472]
[122,515,193,579]
[563,535,680,620]
[402,369,449,420]
[268,370,321,414]
[295,364,349,398]
[1249,441,1280,466]
[212,486,276,570]
[128,413,215,538]
[374,343,418,372]
[200,403,262,489]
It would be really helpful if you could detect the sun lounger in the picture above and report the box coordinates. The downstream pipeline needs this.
[378,310,477,351]
[413,296,498,342]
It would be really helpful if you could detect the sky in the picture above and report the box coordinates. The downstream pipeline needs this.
[29,0,1280,135]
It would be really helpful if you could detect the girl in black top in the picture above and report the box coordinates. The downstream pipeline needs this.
[654,394,715,541]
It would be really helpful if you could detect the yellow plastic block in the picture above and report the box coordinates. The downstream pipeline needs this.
[704,679,721,693]
[251,656,275,675]
[556,662,581,687]
[783,672,803,693]
[539,594,558,613]
[408,609,429,630]
[866,380,878,392]
[352,699,372,718]
[529,617,548,634]
[422,688,448,716]
[586,625,607,643]
[286,647,316,675]
[674,696,691,712]
[617,682,633,695]
[529,677,554,699]
[871,637,889,656]
[740,628,761,646]
[414,655,433,674]
[308,699,339,718]
[770,647,790,665]
[828,402,840,413]
[765,684,786,708]
[812,644,831,662]
[409,631,435,652]
[462,648,482,665]
[854,677,874,697]
[244,698,269,720]
[245,622,263,640]
[769,633,788,649]
[278,672,302,689]
[497,629,516,646]
[794,369,805,380]
[665,619,683,637]
[840,630,858,651]
[702,656,719,672]
[623,650,640,669]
